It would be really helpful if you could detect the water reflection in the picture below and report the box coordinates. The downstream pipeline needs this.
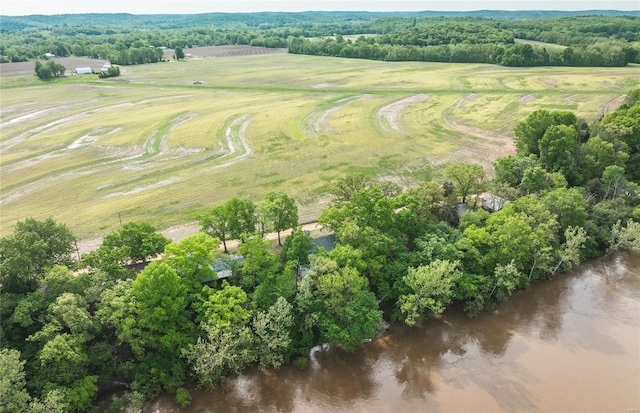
[144,253,640,413]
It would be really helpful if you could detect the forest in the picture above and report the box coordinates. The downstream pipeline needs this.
[1,12,639,66]
[1,87,639,411]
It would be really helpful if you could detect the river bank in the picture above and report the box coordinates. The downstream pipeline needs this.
[143,253,640,413]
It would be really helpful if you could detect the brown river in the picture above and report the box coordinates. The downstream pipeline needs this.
[144,253,640,413]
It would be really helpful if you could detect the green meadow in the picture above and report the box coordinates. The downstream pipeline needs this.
[1,53,638,239]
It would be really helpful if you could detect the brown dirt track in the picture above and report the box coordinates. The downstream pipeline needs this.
[162,45,288,59]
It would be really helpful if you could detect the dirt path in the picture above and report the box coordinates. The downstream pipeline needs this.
[441,94,516,170]
[302,95,371,135]
[376,94,431,133]
[1,95,192,152]
[598,94,627,116]
[1,97,199,203]
[76,221,324,255]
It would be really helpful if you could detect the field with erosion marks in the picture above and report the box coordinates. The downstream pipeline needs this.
[1,53,638,239]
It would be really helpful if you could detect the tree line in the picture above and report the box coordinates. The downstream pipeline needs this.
[2,15,639,66]
[1,91,639,411]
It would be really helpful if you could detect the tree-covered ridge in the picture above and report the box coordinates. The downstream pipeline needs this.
[291,16,640,66]
[1,92,639,411]
[1,13,639,66]
[2,10,639,30]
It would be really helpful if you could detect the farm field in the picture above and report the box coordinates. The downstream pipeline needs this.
[1,53,638,239]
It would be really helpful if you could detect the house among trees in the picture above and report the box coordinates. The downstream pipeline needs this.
[481,193,509,213]
[201,255,245,283]
[310,233,336,253]
[44,52,55,59]
[73,67,93,75]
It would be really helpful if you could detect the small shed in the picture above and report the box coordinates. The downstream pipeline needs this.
[44,53,55,59]
[73,67,93,75]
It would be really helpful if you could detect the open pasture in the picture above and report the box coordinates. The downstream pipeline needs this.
[1,54,638,238]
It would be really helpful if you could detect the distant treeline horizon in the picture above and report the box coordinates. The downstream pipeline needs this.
[2,9,639,29]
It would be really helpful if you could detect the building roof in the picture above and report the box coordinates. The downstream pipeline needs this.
[311,234,336,252]
[74,67,93,74]
[481,193,509,212]
[201,255,245,283]
[457,203,473,219]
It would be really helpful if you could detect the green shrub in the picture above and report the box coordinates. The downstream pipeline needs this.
[175,388,191,408]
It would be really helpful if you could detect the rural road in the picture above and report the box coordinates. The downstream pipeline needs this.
[76,221,324,256]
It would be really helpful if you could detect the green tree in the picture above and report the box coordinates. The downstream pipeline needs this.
[0,217,76,294]
[28,389,67,413]
[399,259,462,326]
[96,262,194,394]
[253,297,294,369]
[514,110,577,156]
[406,180,445,219]
[607,219,640,256]
[579,136,629,182]
[238,236,279,294]
[489,260,522,303]
[33,333,97,411]
[181,321,255,388]
[102,221,170,263]
[252,261,297,312]
[262,191,298,245]
[200,205,231,253]
[601,165,631,201]
[320,290,381,352]
[0,349,32,413]
[550,226,587,276]
[225,198,257,243]
[538,124,580,181]
[163,232,220,288]
[80,243,133,283]
[310,257,383,351]
[200,282,251,327]
[331,173,372,204]
[174,46,185,60]
[445,162,485,204]
[542,187,588,233]
[280,228,314,271]
[519,165,552,194]
[34,60,66,79]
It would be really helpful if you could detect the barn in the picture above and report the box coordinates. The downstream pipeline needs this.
[73,67,93,75]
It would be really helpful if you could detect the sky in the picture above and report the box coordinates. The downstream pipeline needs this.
[0,0,638,16]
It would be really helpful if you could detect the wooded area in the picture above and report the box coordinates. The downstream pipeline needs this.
[1,13,639,66]
[2,89,639,411]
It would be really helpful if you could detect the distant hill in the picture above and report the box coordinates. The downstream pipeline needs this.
[1,10,639,30]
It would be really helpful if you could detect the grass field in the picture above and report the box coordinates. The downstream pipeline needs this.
[1,53,638,239]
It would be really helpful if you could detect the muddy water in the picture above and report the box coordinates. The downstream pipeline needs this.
[145,254,640,413]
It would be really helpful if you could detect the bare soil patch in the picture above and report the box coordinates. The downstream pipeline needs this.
[442,95,516,170]
[376,94,431,133]
[599,94,627,115]
[303,95,372,135]
[163,45,288,60]
[0,57,110,78]
[516,94,536,104]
